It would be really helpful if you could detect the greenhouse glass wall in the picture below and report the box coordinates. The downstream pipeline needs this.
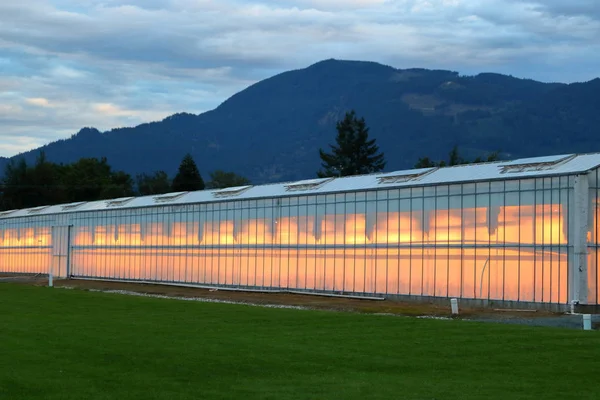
[2,153,600,308]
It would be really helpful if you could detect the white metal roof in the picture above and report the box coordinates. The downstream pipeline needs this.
[2,152,600,220]
[500,154,573,166]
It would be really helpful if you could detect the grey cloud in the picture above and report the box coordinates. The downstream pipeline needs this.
[0,2,344,71]
[0,0,599,155]
[528,0,600,20]
[2,1,597,74]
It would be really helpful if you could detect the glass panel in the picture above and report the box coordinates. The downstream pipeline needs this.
[1,173,576,305]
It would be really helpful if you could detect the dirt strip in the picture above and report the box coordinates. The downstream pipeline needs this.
[2,275,598,330]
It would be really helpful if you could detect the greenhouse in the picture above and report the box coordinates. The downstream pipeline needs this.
[1,153,600,309]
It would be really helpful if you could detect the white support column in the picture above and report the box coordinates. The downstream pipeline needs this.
[571,175,589,304]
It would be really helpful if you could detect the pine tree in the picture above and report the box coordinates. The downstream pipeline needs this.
[206,170,250,189]
[414,156,436,169]
[317,110,385,177]
[415,147,501,168]
[448,146,464,166]
[136,171,171,195]
[172,154,205,192]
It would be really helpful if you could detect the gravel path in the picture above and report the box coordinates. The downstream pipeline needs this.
[3,276,598,331]
[84,286,599,331]
[467,313,600,330]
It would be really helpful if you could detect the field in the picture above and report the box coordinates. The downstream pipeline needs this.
[1,283,599,400]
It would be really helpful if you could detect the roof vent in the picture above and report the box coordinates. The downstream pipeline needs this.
[377,168,436,184]
[212,185,252,198]
[27,206,51,214]
[499,154,575,174]
[0,210,16,218]
[61,201,86,211]
[106,197,135,207]
[153,192,188,203]
[284,178,333,192]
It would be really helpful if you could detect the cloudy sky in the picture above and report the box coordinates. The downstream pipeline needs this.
[0,0,598,157]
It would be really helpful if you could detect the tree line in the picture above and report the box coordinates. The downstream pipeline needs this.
[317,110,500,177]
[2,109,497,211]
[0,153,249,211]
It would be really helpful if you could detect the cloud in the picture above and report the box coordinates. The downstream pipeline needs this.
[0,0,598,157]
[528,0,600,20]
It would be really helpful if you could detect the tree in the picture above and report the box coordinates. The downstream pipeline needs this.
[60,157,133,202]
[30,151,66,206]
[317,110,385,178]
[448,146,464,166]
[206,170,250,189]
[472,151,500,163]
[0,155,134,210]
[415,147,500,169]
[414,156,437,169]
[101,171,135,199]
[0,153,61,210]
[172,154,205,192]
[1,158,31,210]
[136,171,171,195]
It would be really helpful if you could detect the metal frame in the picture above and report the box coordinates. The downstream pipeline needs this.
[0,168,597,307]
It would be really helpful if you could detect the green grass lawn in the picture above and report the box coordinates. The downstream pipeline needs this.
[1,284,599,400]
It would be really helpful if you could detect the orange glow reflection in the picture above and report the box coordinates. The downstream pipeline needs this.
[0,227,52,274]
[63,204,573,303]
[237,219,272,245]
[0,203,578,303]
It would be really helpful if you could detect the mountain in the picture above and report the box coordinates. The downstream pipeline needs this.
[2,59,599,183]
